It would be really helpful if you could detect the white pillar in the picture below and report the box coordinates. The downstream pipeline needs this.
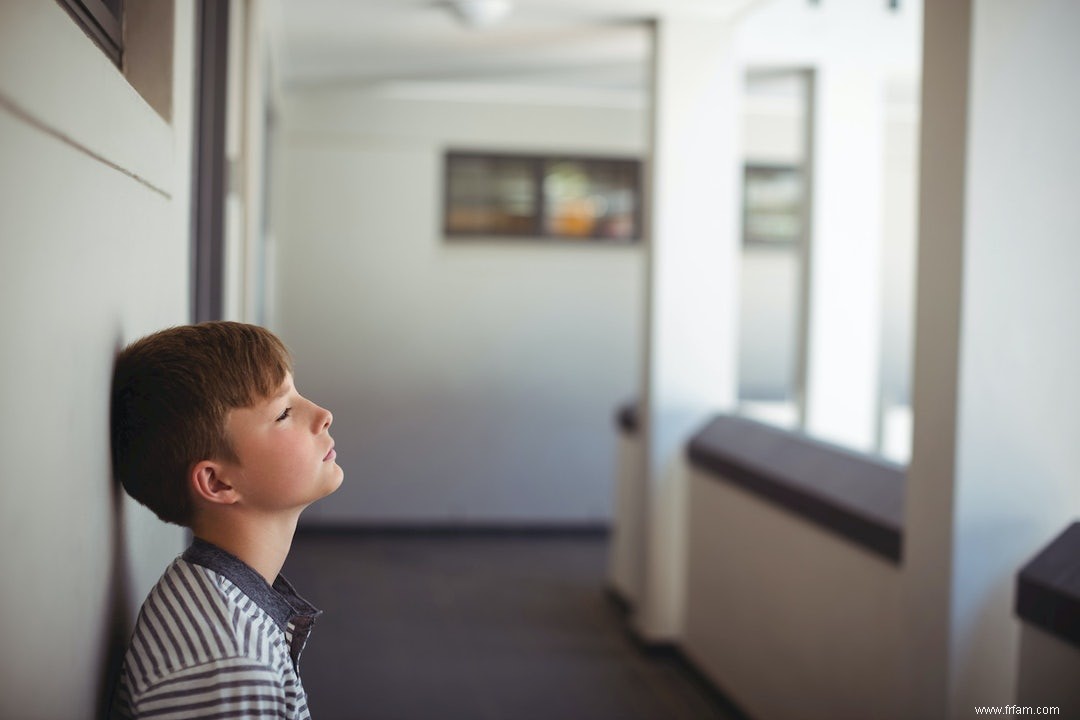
[906,0,1080,716]
[803,63,885,452]
[903,1,971,715]
[637,15,741,641]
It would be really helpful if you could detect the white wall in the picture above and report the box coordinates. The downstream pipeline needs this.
[947,0,1080,711]
[273,88,645,524]
[904,0,1080,716]
[607,429,646,603]
[0,1,195,716]
[1017,625,1080,710]
[684,469,906,720]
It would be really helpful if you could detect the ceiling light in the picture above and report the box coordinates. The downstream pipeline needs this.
[444,0,513,29]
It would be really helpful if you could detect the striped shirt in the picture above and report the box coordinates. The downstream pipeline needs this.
[110,538,321,719]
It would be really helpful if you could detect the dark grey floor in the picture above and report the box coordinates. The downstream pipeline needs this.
[284,530,742,720]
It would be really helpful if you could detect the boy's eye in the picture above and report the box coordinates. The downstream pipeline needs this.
[276,407,291,422]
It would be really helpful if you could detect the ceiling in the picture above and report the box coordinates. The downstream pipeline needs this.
[272,0,766,90]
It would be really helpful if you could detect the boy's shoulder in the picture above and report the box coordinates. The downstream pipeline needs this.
[124,539,320,680]
[112,541,320,718]
[130,555,275,678]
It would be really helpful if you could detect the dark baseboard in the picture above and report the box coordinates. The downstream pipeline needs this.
[638,640,753,720]
[296,522,610,539]
[604,584,634,616]
[606,602,754,720]
[664,647,753,720]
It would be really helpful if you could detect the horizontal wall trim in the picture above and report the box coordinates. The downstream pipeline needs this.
[1016,522,1080,651]
[297,522,610,539]
[687,414,906,563]
[0,92,170,199]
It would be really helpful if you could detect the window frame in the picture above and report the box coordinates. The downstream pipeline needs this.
[56,0,124,67]
[443,150,643,243]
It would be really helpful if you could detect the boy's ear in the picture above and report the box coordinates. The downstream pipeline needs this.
[190,461,239,506]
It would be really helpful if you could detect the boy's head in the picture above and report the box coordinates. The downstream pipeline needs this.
[111,322,293,527]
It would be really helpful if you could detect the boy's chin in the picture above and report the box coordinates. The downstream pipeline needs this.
[321,468,345,497]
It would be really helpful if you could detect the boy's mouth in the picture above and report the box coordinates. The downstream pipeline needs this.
[323,445,336,461]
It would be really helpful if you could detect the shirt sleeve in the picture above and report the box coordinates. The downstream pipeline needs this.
[131,656,290,719]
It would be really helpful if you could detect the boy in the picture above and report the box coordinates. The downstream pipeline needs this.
[109,322,343,719]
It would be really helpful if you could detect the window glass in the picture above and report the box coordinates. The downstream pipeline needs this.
[445,152,641,242]
[876,77,921,464]
[542,160,639,240]
[446,156,538,235]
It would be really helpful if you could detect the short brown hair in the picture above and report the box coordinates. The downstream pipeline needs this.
[110,322,292,527]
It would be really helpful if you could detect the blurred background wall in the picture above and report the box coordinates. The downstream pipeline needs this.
[272,89,646,525]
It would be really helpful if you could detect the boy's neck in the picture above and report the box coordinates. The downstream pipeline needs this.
[193,512,301,586]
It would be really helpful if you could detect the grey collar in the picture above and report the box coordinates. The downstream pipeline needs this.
[183,537,321,632]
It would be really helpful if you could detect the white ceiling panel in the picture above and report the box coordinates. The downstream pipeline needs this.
[272,0,765,89]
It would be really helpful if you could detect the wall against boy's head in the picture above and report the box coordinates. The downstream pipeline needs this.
[0,1,195,715]
[273,87,646,524]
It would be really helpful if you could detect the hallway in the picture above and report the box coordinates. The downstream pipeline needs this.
[284,531,742,720]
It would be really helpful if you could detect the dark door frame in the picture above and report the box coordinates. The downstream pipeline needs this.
[191,0,229,323]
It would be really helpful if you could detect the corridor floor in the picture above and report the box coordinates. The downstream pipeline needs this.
[284,530,744,720]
